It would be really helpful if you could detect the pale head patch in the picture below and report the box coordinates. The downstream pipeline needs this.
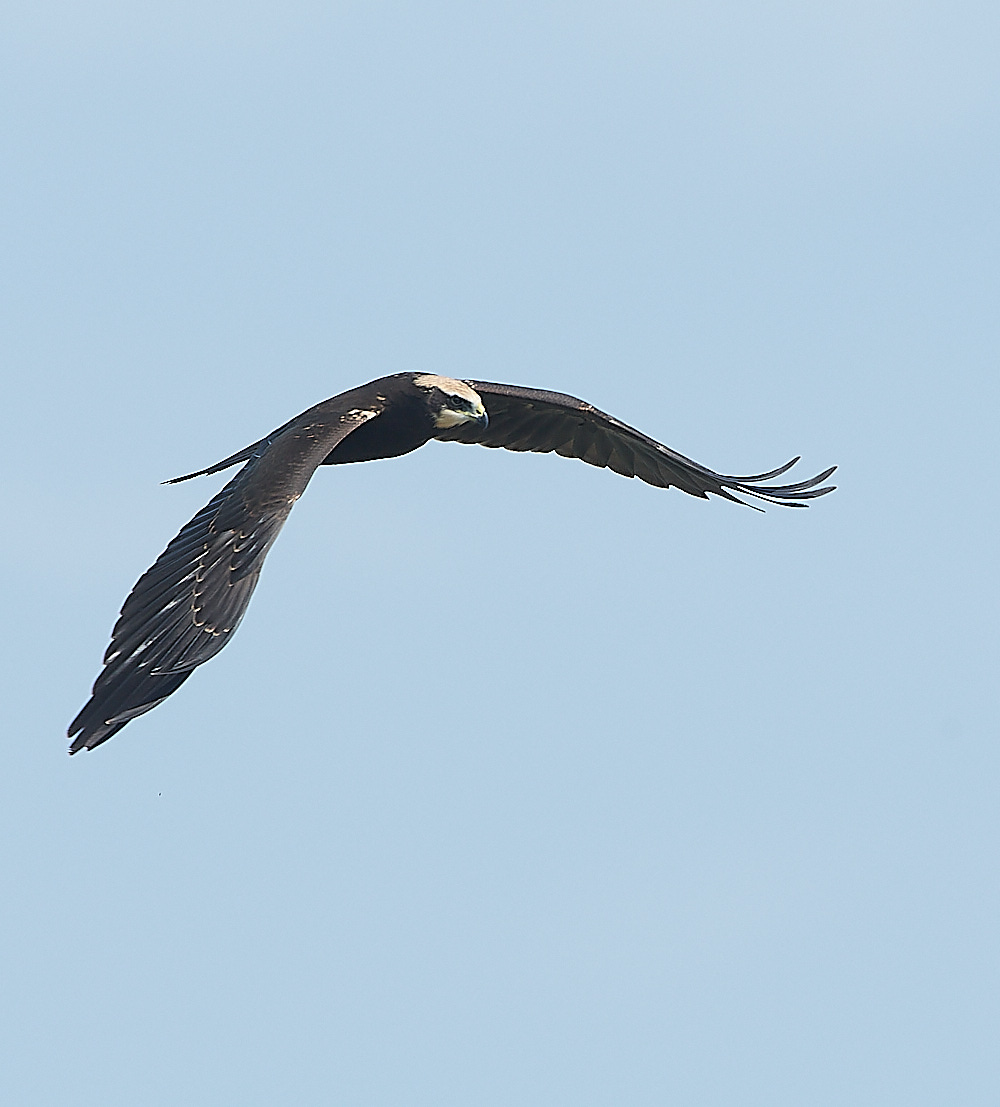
[413,374,481,405]
[434,408,474,429]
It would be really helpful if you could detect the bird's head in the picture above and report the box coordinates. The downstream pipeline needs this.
[413,374,489,432]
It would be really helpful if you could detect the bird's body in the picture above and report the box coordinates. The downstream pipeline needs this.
[69,372,835,753]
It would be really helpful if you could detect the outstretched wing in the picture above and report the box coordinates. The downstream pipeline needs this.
[435,381,836,508]
[68,405,380,753]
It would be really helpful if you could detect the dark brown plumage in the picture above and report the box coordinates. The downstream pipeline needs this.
[69,372,835,753]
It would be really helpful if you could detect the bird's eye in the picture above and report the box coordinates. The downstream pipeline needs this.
[449,395,468,410]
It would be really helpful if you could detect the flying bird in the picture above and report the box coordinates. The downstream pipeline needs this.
[68,373,836,753]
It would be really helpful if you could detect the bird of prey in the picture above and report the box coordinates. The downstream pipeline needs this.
[68,373,835,753]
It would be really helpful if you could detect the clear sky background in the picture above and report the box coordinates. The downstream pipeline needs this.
[2,2,997,1103]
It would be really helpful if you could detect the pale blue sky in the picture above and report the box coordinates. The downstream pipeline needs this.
[2,2,998,1103]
